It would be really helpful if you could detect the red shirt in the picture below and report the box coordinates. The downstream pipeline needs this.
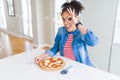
[64,34,76,61]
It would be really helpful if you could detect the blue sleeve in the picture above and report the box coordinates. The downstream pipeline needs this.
[83,29,98,46]
[45,29,60,57]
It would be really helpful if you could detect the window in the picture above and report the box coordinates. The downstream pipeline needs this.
[21,0,33,37]
[6,0,15,16]
[0,0,6,29]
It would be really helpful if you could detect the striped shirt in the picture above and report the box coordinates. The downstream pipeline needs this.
[64,34,76,61]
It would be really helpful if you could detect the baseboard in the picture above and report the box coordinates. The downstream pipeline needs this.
[0,28,32,41]
[39,44,52,48]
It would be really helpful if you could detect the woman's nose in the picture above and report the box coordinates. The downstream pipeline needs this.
[64,20,69,25]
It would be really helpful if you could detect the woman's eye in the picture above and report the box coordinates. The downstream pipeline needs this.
[68,17,72,21]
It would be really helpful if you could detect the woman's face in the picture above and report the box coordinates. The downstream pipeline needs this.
[62,11,78,30]
[62,11,72,30]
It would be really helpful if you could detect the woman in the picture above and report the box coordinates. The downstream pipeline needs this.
[35,0,98,67]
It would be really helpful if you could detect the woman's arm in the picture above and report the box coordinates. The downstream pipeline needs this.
[35,29,61,64]
[78,24,98,46]
[77,24,87,35]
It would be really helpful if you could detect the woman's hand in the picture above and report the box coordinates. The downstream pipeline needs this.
[66,8,78,32]
[35,53,50,64]
[67,8,87,34]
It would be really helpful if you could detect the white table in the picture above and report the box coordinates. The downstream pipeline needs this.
[0,48,120,80]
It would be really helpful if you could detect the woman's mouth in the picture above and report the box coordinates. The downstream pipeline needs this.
[65,25,71,29]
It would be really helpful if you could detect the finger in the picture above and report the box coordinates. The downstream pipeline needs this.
[67,8,71,14]
[67,8,73,17]
[69,7,73,14]
[42,56,51,60]
[35,57,40,64]
[73,9,75,16]
[69,7,75,16]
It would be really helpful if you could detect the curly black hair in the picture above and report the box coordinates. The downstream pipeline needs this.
[61,0,84,15]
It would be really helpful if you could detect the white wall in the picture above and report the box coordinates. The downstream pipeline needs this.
[110,44,120,76]
[82,0,118,72]
[44,0,55,45]
[31,0,54,46]
[109,0,120,76]
[31,0,45,46]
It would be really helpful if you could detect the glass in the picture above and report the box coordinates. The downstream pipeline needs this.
[6,0,15,16]
[25,50,33,64]
[25,43,34,64]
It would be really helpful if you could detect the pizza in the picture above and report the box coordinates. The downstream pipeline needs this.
[39,57,65,71]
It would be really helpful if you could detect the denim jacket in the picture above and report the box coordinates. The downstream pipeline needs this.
[46,26,98,67]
